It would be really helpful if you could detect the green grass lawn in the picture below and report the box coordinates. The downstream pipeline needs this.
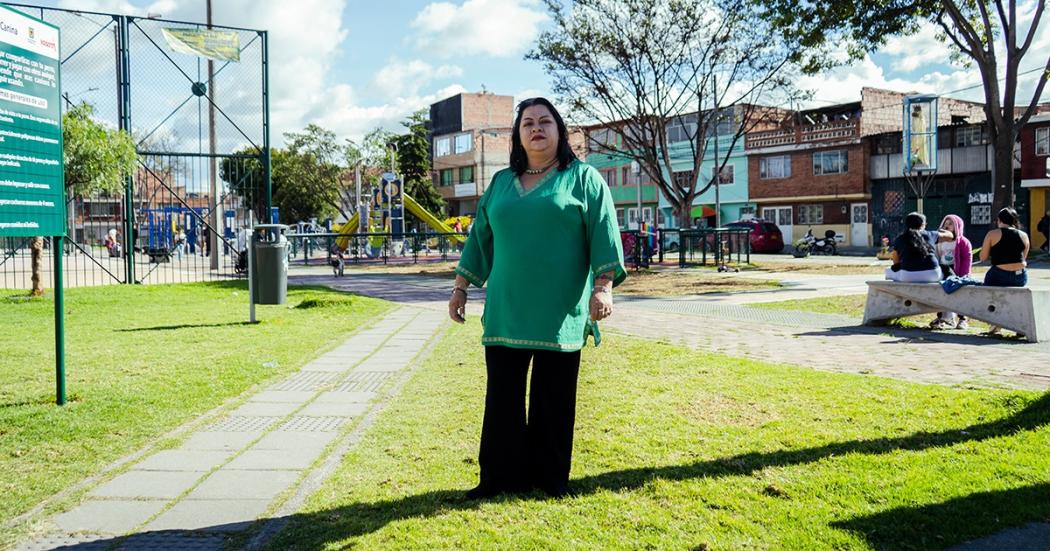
[0,282,390,542]
[265,321,1050,550]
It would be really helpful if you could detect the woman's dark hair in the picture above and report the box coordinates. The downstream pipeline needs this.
[998,207,1020,228]
[899,211,932,258]
[509,97,577,175]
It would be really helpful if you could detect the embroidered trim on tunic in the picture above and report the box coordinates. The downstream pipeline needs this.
[455,266,485,287]
[593,260,623,275]
[482,335,584,350]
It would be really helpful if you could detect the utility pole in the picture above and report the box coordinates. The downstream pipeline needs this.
[207,0,219,270]
[713,73,721,229]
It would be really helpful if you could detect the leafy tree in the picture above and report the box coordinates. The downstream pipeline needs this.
[753,0,1050,219]
[63,102,137,198]
[221,146,339,225]
[529,0,801,226]
[393,110,445,217]
[30,102,137,296]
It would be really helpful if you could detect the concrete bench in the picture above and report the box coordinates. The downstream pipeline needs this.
[863,281,1050,342]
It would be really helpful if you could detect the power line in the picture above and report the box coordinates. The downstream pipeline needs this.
[805,64,1048,113]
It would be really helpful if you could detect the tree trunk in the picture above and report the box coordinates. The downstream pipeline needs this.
[990,133,1016,225]
[30,236,44,297]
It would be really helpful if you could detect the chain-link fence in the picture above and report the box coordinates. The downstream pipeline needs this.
[0,4,269,291]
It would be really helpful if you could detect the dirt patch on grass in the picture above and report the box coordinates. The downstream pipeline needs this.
[681,392,781,427]
[617,269,781,296]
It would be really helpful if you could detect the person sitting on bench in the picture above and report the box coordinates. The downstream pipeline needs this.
[885,212,953,283]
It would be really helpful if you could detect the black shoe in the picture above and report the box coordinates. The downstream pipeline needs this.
[464,484,502,500]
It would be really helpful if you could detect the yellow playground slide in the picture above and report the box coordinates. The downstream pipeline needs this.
[402,193,467,243]
[331,193,466,250]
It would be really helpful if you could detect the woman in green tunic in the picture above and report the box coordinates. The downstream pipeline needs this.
[448,97,626,499]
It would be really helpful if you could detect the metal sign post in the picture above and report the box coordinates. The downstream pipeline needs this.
[0,6,66,404]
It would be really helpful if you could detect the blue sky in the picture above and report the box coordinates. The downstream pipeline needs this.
[30,0,1050,144]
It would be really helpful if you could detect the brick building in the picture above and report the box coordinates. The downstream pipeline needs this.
[745,87,986,247]
[429,92,515,216]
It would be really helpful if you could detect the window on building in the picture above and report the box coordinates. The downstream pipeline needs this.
[759,155,791,179]
[666,114,698,143]
[602,169,616,187]
[672,170,694,189]
[454,133,473,154]
[971,204,992,225]
[588,128,618,153]
[813,150,848,175]
[710,164,735,185]
[798,204,824,225]
[739,206,756,219]
[621,166,630,187]
[1036,127,1049,156]
[616,208,625,227]
[642,207,653,223]
[956,125,988,147]
[434,137,451,157]
[440,169,454,187]
[459,165,474,183]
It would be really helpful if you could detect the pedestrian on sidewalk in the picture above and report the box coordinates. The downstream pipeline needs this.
[930,214,972,330]
[448,97,626,500]
[1038,209,1049,252]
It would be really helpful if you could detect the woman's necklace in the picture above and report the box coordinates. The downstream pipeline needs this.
[525,158,557,175]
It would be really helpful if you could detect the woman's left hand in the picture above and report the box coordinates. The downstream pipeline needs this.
[589,289,613,321]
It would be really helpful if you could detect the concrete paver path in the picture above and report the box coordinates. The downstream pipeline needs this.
[15,307,444,550]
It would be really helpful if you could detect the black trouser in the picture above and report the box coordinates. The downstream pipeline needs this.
[479,345,581,493]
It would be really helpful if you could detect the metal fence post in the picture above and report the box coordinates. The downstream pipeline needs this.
[261,30,272,223]
[116,15,135,284]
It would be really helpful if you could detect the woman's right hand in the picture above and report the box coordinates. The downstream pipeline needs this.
[449,289,467,323]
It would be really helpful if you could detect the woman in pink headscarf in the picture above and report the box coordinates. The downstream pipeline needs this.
[930,213,973,329]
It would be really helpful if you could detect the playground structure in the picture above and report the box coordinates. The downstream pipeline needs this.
[328,174,467,257]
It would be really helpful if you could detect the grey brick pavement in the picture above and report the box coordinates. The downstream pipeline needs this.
[16,306,444,550]
[298,272,1050,391]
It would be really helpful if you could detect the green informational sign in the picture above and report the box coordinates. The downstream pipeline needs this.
[0,4,64,238]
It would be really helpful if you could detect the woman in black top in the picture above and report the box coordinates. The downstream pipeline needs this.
[979,207,1030,288]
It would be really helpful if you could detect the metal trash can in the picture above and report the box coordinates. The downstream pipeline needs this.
[251,224,289,305]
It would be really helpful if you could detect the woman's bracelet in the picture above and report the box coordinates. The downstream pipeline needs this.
[452,287,467,297]
[592,286,611,295]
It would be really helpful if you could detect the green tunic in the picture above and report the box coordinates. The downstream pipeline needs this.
[456,160,627,352]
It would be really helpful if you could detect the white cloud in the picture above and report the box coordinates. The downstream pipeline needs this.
[797,54,989,107]
[881,24,953,73]
[410,0,548,58]
[53,0,465,145]
[370,59,463,99]
[310,83,469,141]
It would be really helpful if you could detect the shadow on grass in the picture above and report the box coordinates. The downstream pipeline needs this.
[798,325,1035,347]
[115,321,257,332]
[39,394,1050,549]
[832,483,1050,549]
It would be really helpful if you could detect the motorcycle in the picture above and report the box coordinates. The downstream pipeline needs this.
[792,228,838,257]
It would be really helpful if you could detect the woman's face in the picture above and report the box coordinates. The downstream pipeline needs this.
[941,218,955,232]
[519,104,559,158]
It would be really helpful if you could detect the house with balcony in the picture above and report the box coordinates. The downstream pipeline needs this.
[745,87,986,247]
[583,126,660,229]
[429,92,515,217]
[584,105,779,231]
[867,121,1017,247]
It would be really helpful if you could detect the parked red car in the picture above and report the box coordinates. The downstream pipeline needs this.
[722,219,785,253]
